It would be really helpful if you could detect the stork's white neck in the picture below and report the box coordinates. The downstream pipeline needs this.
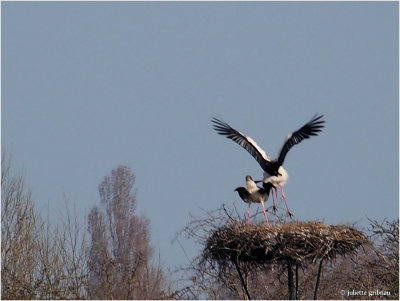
[246,178,259,193]
[278,166,289,178]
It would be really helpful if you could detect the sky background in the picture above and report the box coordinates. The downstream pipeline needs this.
[2,1,399,275]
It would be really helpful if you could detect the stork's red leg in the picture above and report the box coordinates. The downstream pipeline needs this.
[247,206,251,224]
[271,186,278,212]
[280,185,293,218]
[261,201,271,227]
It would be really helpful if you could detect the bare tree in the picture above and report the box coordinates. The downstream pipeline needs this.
[87,165,171,299]
[2,157,170,300]
[1,153,39,299]
[52,200,89,299]
[1,153,89,299]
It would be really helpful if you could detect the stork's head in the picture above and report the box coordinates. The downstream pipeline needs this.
[245,175,253,182]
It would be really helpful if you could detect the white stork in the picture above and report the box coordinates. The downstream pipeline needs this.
[234,175,275,225]
[212,114,325,218]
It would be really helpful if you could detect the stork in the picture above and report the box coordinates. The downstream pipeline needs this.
[234,175,274,225]
[212,114,325,218]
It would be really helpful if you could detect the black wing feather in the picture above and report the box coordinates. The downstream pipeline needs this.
[277,114,325,166]
[211,117,271,169]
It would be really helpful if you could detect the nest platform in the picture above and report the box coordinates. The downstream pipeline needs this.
[205,221,368,266]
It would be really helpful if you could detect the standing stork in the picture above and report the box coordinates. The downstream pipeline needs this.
[234,175,274,225]
[212,114,325,218]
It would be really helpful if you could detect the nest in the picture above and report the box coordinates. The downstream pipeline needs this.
[205,221,369,267]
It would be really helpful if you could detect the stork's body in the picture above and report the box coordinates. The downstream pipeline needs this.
[262,168,291,215]
[235,175,274,225]
[212,114,325,218]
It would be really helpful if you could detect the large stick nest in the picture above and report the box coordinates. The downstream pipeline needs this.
[205,221,369,266]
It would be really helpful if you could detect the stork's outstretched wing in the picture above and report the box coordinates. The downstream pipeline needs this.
[277,114,325,166]
[211,117,271,168]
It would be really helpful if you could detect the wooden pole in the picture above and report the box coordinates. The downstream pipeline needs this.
[295,263,299,300]
[313,259,323,300]
[287,260,295,300]
[234,259,251,300]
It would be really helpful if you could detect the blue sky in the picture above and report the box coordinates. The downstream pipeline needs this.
[2,1,398,271]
